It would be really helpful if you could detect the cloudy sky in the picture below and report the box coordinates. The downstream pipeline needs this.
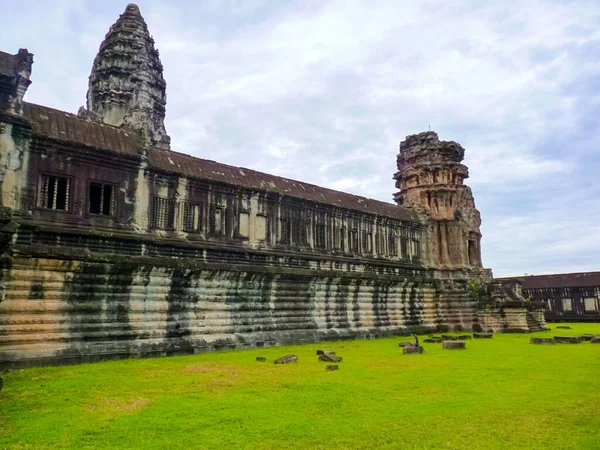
[4,0,600,276]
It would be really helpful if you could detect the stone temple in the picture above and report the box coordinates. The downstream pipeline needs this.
[0,4,546,368]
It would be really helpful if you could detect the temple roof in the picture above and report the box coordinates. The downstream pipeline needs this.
[500,272,600,289]
[22,102,418,222]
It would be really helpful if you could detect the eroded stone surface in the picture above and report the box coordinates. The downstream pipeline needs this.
[530,338,554,345]
[553,336,582,344]
[318,353,342,363]
[442,341,466,349]
[316,350,335,355]
[274,354,298,364]
[591,337,600,344]
[473,333,493,339]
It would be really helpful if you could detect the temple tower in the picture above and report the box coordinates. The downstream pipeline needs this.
[86,4,170,149]
[0,49,33,115]
[393,132,483,270]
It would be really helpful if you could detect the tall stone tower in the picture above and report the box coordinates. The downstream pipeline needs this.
[86,4,170,149]
[393,132,483,270]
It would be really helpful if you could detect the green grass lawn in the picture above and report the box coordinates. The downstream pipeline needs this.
[2,324,600,450]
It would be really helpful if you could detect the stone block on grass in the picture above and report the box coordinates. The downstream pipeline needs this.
[530,338,554,345]
[274,354,298,364]
[553,336,582,344]
[473,332,493,339]
[316,350,335,355]
[318,353,343,363]
[442,341,466,350]
[590,336,600,344]
[256,357,266,362]
[326,365,339,371]
[556,326,572,329]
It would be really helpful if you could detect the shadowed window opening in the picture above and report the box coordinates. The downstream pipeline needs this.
[279,218,291,244]
[468,240,477,266]
[348,227,358,253]
[376,231,385,255]
[89,182,115,216]
[315,223,326,248]
[361,230,372,254]
[39,174,70,211]
[388,232,398,256]
[210,205,227,236]
[152,196,175,229]
[293,219,309,246]
[182,202,202,233]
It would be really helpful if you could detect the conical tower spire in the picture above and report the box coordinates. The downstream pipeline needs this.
[86,3,170,149]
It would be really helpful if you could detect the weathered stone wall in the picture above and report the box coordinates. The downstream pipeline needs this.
[0,246,482,368]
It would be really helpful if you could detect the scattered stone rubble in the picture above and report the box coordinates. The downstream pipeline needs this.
[553,336,582,344]
[274,355,298,364]
[473,333,493,339]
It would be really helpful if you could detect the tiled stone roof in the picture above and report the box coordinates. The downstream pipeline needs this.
[500,272,600,289]
[22,103,141,156]
[22,102,417,222]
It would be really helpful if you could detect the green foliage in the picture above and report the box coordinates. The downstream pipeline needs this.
[467,279,492,308]
[2,324,600,449]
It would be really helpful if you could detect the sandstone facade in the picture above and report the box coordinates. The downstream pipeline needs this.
[0,5,545,368]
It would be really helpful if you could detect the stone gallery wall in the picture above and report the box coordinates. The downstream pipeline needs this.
[0,244,483,368]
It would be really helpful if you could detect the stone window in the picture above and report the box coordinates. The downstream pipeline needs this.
[151,196,176,229]
[39,174,71,211]
[315,223,326,248]
[562,298,573,312]
[279,217,291,244]
[237,210,250,238]
[256,215,267,241]
[400,233,409,260]
[293,219,309,246]
[376,231,385,255]
[361,230,372,254]
[413,238,421,261]
[210,205,227,236]
[348,227,359,253]
[89,182,115,216]
[584,297,598,312]
[182,201,202,233]
[388,232,398,256]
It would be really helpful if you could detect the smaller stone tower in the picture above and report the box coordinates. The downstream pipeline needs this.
[86,4,170,149]
[394,132,483,270]
[0,49,33,115]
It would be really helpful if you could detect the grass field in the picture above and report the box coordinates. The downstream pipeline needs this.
[1,324,600,450]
